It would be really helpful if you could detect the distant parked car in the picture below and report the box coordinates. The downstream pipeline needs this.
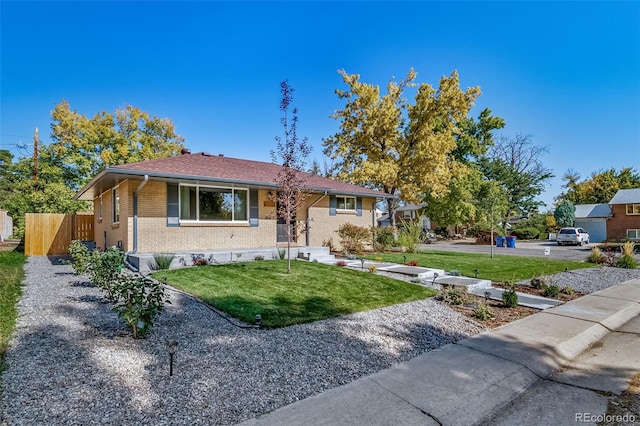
[557,227,590,246]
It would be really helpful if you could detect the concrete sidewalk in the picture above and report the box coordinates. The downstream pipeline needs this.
[240,278,640,426]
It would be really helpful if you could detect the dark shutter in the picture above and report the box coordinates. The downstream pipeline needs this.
[356,197,363,216]
[329,195,337,216]
[249,189,259,227]
[167,183,179,227]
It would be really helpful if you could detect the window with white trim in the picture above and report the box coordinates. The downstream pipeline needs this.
[627,229,640,240]
[179,184,248,222]
[112,186,120,224]
[336,196,356,211]
[626,204,640,215]
[403,210,413,219]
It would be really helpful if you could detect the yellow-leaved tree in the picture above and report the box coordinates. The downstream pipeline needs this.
[323,69,481,229]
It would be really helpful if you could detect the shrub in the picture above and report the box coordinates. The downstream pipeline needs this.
[544,284,560,298]
[530,276,547,290]
[397,220,426,253]
[406,260,419,266]
[111,274,171,338]
[86,247,125,301]
[68,240,91,275]
[561,285,575,295]
[587,247,604,264]
[368,265,378,273]
[254,255,265,261]
[321,237,337,253]
[501,282,518,308]
[374,256,384,262]
[278,249,286,260]
[510,227,541,240]
[449,270,461,277]
[621,241,636,257]
[473,304,494,321]
[152,253,174,270]
[440,287,467,306]
[616,255,638,269]
[374,226,395,251]
[191,254,210,266]
[337,223,371,254]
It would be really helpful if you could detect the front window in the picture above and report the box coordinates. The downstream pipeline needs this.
[112,186,120,224]
[336,196,356,211]
[179,185,248,222]
[626,204,640,215]
[627,229,640,240]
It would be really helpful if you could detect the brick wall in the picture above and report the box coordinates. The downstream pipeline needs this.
[93,180,129,250]
[607,204,640,241]
[96,180,379,253]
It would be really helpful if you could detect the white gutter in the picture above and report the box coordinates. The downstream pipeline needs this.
[305,191,328,246]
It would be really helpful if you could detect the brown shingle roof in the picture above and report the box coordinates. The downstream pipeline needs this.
[76,152,391,200]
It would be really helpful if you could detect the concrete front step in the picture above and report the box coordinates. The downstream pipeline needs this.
[468,286,563,310]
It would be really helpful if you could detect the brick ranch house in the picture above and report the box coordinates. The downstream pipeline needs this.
[74,151,392,267]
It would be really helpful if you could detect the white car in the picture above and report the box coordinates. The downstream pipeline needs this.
[557,227,590,246]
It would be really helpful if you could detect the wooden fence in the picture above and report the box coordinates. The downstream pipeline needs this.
[25,213,94,256]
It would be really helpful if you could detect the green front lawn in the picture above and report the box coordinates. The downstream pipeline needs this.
[365,250,596,283]
[0,249,26,372]
[153,260,436,328]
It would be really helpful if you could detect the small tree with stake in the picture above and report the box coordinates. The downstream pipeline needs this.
[271,80,312,273]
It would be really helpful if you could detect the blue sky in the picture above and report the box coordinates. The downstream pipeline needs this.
[1,1,639,209]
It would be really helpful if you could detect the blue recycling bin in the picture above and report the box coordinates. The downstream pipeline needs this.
[496,236,505,247]
[506,236,516,248]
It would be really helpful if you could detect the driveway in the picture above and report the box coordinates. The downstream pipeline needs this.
[422,239,600,261]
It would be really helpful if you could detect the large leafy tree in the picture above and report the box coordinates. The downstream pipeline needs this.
[558,167,640,204]
[323,69,481,228]
[48,100,185,190]
[422,108,505,228]
[554,200,575,228]
[0,101,185,238]
[480,134,553,227]
[271,80,311,272]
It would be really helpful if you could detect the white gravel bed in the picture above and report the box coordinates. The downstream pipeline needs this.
[1,257,484,425]
[516,266,640,294]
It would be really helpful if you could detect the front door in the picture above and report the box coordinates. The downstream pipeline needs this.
[276,200,296,243]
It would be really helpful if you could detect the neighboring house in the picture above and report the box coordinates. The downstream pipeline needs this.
[74,151,392,254]
[574,204,612,243]
[607,188,640,241]
[377,203,431,231]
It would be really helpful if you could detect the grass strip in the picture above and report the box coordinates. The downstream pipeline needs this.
[153,260,435,328]
[365,250,595,283]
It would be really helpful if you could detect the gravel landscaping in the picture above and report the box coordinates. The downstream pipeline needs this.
[516,266,640,294]
[1,257,484,425]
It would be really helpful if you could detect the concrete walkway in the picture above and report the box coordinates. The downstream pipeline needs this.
[241,278,640,426]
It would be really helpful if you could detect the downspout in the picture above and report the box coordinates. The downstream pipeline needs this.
[125,175,149,271]
[306,191,328,246]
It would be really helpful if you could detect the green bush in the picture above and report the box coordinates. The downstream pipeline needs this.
[111,274,171,338]
[510,227,541,240]
[615,255,638,269]
[501,283,518,308]
[68,240,91,275]
[86,247,125,301]
[152,253,175,270]
[544,284,560,298]
[397,220,426,253]
[440,287,467,306]
[337,223,371,254]
[374,226,395,251]
[473,304,494,321]
[561,285,575,295]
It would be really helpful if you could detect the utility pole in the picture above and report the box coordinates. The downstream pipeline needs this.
[33,127,38,181]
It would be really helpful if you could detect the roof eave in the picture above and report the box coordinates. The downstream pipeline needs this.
[74,168,394,201]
